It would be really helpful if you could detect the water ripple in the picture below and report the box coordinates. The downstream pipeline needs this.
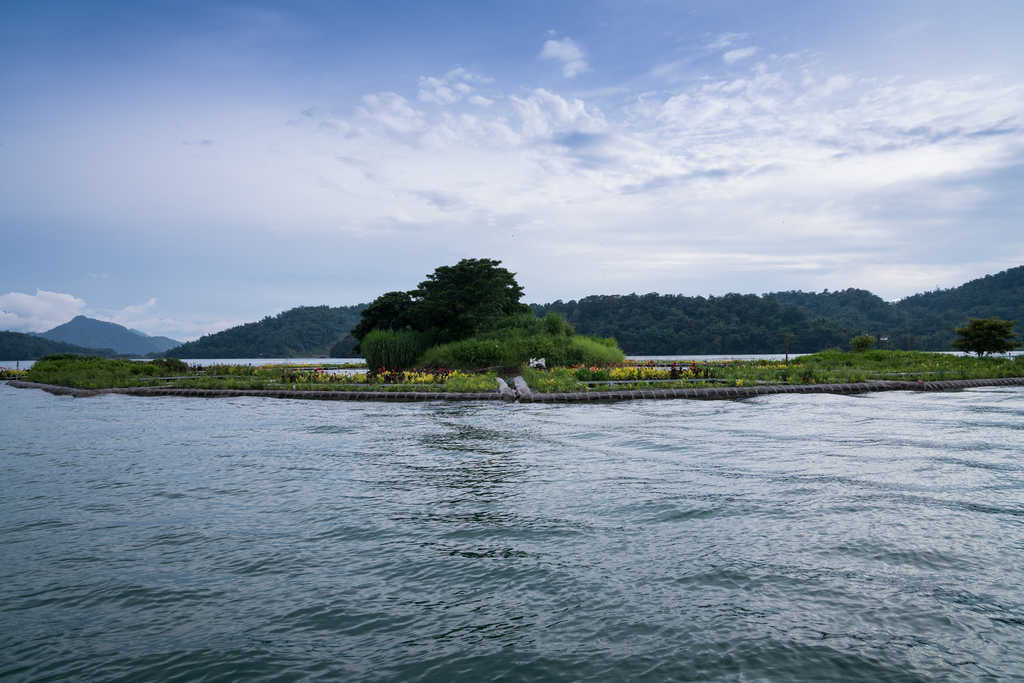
[2,384,1023,681]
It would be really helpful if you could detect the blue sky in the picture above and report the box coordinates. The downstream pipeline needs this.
[2,0,1023,340]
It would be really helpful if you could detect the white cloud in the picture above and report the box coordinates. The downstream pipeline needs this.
[723,46,758,64]
[705,32,749,49]
[539,38,590,78]
[417,76,459,104]
[5,51,1021,308]
[0,289,246,342]
[509,88,607,138]
[279,61,1024,299]
[0,289,87,333]
[446,67,493,84]
[355,93,425,133]
[415,71,494,105]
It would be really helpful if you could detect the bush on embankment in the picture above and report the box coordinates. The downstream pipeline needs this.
[416,313,624,369]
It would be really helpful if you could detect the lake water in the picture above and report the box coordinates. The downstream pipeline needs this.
[2,381,1023,682]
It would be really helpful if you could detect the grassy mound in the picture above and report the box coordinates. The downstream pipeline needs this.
[416,313,624,369]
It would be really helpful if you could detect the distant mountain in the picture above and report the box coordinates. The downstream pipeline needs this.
[0,331,122,361]
[163,305,366,359]
[38,316,182,355]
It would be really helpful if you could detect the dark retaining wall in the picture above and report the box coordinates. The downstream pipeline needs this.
[8,378,1024,403]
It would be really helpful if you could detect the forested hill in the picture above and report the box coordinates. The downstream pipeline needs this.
[531,294,854,355]
[532,265,1023,355]
[0,331,122,360]
[531,266,1022,355]
[152,265,1021,359]
[772,265,1024,351]
[163,305,366,359]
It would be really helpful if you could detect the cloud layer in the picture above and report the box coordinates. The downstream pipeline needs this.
[278,58,1024,297]
[2,2,1023,338]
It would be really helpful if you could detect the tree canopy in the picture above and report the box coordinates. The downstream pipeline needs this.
[950,317,1021,357]
[351,258,530,345]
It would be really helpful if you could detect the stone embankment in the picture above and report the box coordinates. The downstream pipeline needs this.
[8,377,1024,403]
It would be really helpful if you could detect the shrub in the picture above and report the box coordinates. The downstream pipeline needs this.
[543,312,574,336]
[151,357,190,373]
[575,367,610,381]
[850,334,877,352]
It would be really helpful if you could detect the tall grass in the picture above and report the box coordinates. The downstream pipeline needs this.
[418,313,623,369]
[360,329,431,371]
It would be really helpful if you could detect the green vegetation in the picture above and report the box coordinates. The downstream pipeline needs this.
[105,263,1022,360]
[950,317,1021,357]
[417,313,624,368]
[521,365,585,392]
[163,304,366,359]
[37,316,180,355]
[532,292,856,355]
[514,351,1024,392]
[352,258,531,350]
[23,355,497,393]
[850,334,877,352]
[534,265,1024,354]
[352,259,625,369]
[17,350,1023,395]
[1,331,125,361]
[772,265,1024,352]
[360,328,431,371]
[25,354,198,389]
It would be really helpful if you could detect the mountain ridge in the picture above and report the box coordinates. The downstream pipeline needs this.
[6,266,1018,360]
[38,316,182,355]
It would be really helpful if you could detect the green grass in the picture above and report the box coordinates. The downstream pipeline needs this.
[21,349,1022,394]
[516,350,1024,392]
[360,328,432,371]
[418,314,624,369]
[25,355,201,389]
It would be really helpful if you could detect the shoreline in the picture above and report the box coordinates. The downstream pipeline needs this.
[8,377,1024,402]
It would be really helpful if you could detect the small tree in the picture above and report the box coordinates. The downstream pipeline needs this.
[951,317,1021,357]
[350,291,413,353]
[850,334,876,352]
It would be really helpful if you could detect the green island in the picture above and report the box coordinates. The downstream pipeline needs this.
[5,260,1022,398]
[8,348,1023,395]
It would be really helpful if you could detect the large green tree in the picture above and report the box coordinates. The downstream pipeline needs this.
[408,258,529,342]
[950,317,1021,357]
[351,259,529,345]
